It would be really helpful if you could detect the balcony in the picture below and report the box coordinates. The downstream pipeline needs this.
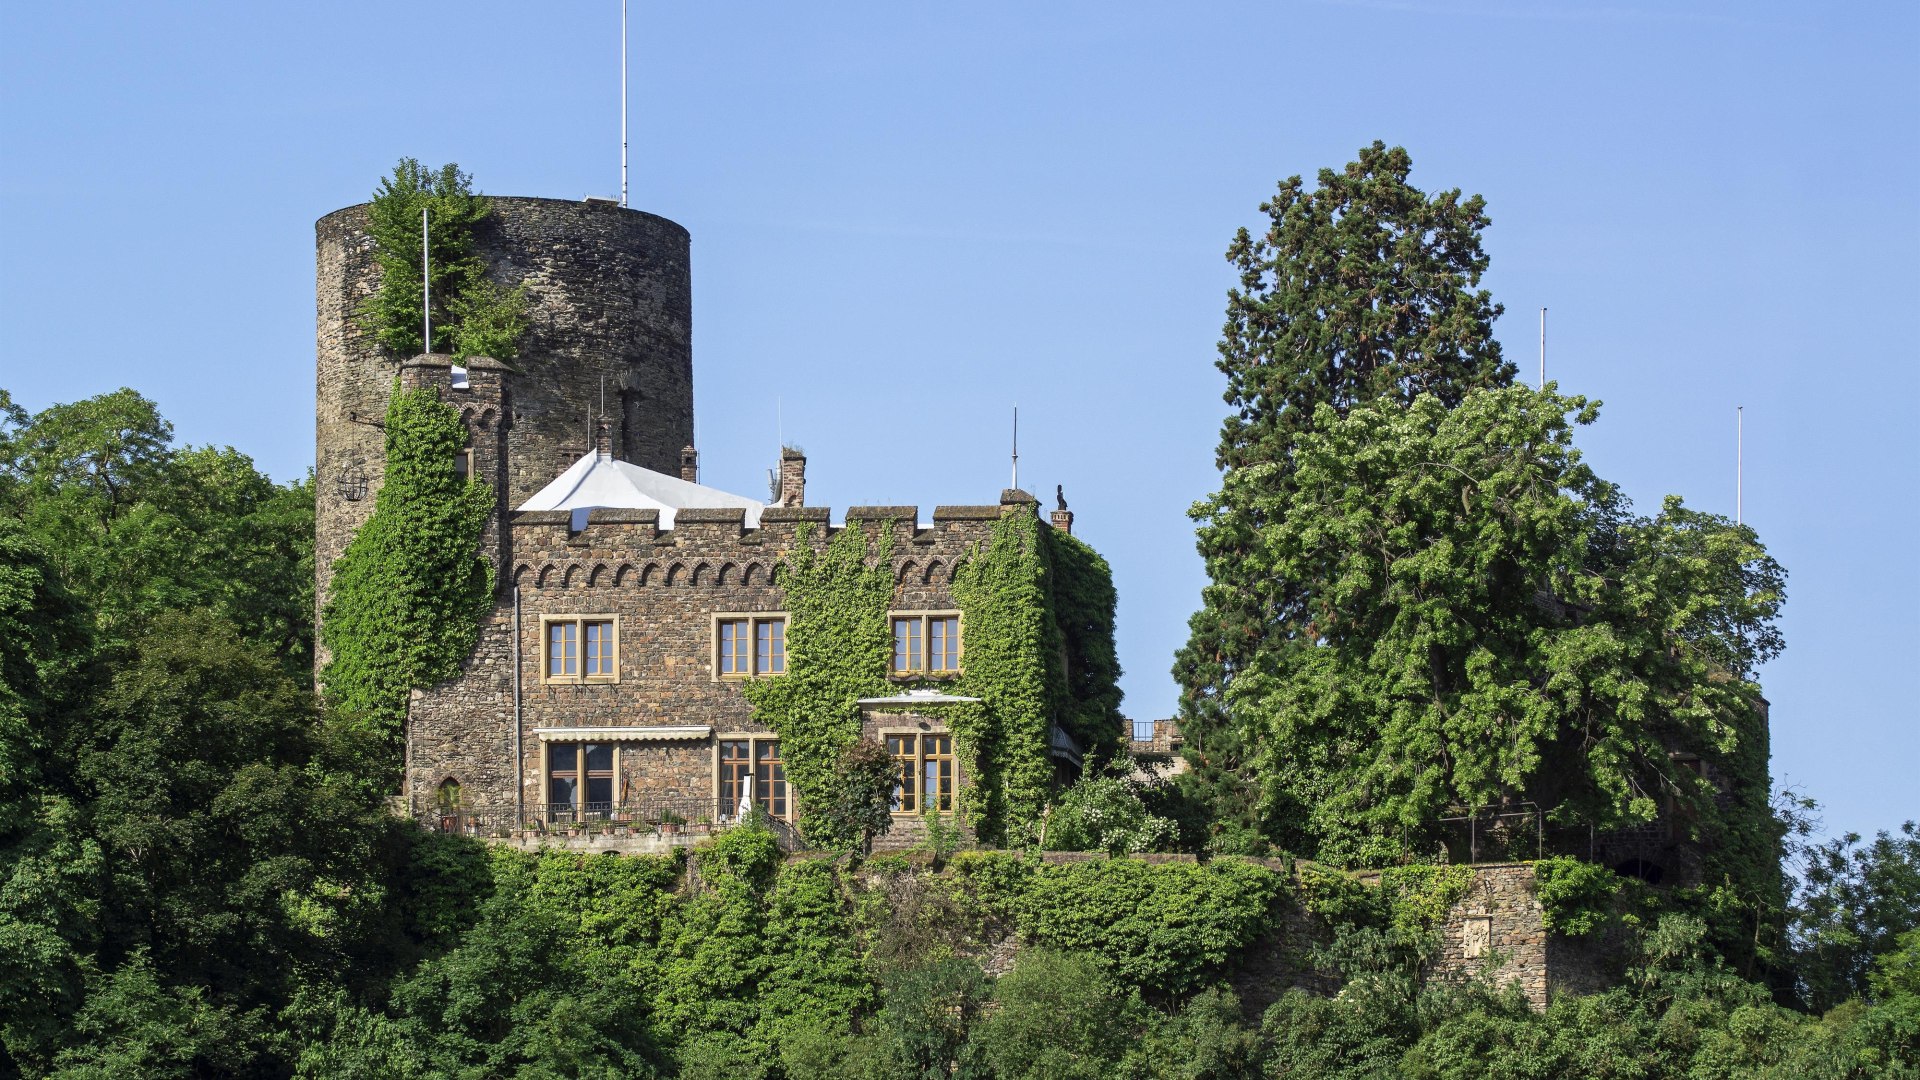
[416,795,804,852]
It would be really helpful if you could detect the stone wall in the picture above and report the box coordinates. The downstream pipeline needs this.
[404,489,1028,831]
[315,197,696,653]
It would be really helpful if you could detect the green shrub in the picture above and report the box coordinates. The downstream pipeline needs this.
[1534,856,1625,937]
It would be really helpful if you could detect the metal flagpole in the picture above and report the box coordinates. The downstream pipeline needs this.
[1737,406,1744,525]
[422,208,431,352]
[620,0,629,207]
[1539,307,1546,389]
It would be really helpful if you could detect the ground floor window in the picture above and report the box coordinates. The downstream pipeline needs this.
[887,731,953,814]
[719,737,789,821]
[548,742,614,815]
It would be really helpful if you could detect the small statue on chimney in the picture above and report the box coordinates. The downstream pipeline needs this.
[1056,484,1068,512]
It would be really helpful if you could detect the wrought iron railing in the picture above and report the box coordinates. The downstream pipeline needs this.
[419,794,807,848]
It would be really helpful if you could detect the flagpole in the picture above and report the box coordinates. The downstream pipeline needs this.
[422,207,431,352]
[620,0,629,207]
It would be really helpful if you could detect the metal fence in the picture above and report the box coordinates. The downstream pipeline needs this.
[419,794,809,849]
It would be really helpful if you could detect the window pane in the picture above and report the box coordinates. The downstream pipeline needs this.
[720,620,746,675]
[586,776,613,808]
[549,775,578,808]
[549,743,578,772]
[755,619,785,675]
[931,617,959,671]
[888,733,917,812]
[893,618,921,673]
[549,622,577,677]
[720,740,750,815]
[585,743,613,772]
[585,621,614,677]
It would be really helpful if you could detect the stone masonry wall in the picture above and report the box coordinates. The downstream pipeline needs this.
[315,197,695,654]
[405,498,1023,826]
[1431,863,1549,1008]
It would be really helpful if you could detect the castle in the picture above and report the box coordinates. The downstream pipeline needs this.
[316,197,1109,850]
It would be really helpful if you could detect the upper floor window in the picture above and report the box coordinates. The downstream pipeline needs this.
[891,613,960,675]
[544,616,618,683]
[716,615,786,678]
[453,446,474,483]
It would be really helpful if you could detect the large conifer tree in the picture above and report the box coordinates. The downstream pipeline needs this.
[1174,143,1515,851]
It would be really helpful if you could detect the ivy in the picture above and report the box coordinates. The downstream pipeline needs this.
[950,510,1056,844]
[1379,864,1477,944]
[745,506,1124,849]
[1534,856,1625,937]
[359,159,528,361]
[742,523,895,849]
[320,385,494,745]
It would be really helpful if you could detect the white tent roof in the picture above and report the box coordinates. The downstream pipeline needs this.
[517,451,765,529]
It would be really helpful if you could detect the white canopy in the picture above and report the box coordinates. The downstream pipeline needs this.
[518,451,765,529]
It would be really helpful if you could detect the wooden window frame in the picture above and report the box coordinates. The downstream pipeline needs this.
[712,734,793,821]
[541,740,620,818]
[711,613,788,681]
[882,728,955,816]
[888,610,962,678]
[540,614,621,685]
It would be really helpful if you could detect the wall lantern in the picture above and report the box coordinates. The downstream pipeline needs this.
[336,461,369,503]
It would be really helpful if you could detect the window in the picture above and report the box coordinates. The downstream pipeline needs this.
[890,612,961,675]
[543,616,618,683]
[454,446,474,483]
[887,731,953,814]
[718,737,789,820]
[548,742,615,816]
[715,615,786,678]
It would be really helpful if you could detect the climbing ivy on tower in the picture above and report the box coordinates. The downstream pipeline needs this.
[320,385,495,747]
[359,158,529,361]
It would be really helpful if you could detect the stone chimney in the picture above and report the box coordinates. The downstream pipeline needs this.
[596,419,614,457]
[777,447,806,507]
[680,445,699,482]
[1049,483,1073,533]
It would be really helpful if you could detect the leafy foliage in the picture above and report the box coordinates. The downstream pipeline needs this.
[320,384,494,746]
[1534,856,1627,937]
[1792,821,1920,1011]
[1044,770,1178,855]
[742,523,895,848]
[1176,141,1515,852]
[1204,385,1783,867]
[357,158,527,360]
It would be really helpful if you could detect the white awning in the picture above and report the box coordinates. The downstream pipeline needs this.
[857,689,982,706]
[533,725,712,742]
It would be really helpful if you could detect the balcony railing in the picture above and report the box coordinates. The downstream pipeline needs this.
[418,795,805,848]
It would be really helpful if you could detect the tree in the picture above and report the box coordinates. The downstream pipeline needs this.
[1215,386,1783,867]
[358,159,527,360]
[1793,822,1920,1011]
[1174,143,1514,851]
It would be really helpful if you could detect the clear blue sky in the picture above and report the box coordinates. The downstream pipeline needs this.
[3,1,1913,841]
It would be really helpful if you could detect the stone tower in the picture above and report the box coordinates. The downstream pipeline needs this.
[314,197,695,622]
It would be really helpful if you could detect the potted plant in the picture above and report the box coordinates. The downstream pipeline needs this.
[659,810,687,837]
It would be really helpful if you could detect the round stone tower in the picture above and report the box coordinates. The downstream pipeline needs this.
[314,197,695,614]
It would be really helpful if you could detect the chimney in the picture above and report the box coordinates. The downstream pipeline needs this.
[680,445,699,483]
[777,447,806,507]
[595,419,614,457]
[1049,484,1073,534]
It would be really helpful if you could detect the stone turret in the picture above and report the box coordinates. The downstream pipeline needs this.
[315,197,697,649]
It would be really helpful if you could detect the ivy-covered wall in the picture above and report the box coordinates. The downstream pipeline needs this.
[745,503,1124,848]
[320,384,494,749]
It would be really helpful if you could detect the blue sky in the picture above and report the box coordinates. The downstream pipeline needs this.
[2,1,1913,841]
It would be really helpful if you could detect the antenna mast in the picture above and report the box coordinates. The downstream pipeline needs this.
[422,208,431,352]
[1736,406,1744,525]
[1011,406,1019,491]
[1539,306,1546,389]
[620,0,629,207]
